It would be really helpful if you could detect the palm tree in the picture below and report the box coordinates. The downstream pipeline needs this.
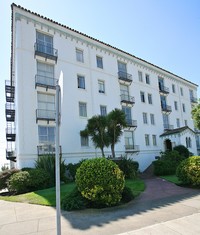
[80,115,109,157]
[107,108,127,158]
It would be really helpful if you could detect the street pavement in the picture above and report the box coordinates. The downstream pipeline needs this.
[0,177,200,235]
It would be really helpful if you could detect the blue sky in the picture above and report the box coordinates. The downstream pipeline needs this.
[0,0,200,166]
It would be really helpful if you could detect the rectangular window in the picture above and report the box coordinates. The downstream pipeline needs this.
[76,48,84,62]
[38,126,55,144]
[100,105,107,116]
[79,102,87,117]
[140,91,145,103]
[118,61,127,73]
[145,74,150,84]
[124,131,134,149]
[77,75,85,89]
[150,113,155,125]
[182,103,186,112]
[174,101,178,111]
[38,93,55,111]
[148,93,153,104]
[138,71,143,82]
[184,120,188,126]
[37,62,54,86]
[81,136,89,147]
[180,87,183,96]
[143,112,148,124]
[152,135,157,146]
[145,134,150,146]
[96,56,103,69]
[98,80,105,93]
[176,118,180,128]
[122,106,132,124]
[172,84,176,93]
[36,32,53,55]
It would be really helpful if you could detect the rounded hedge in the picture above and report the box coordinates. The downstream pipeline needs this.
[176,156,200,187]
[75,158,125,206]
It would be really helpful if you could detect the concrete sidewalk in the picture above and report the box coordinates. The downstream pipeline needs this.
[0,178,200,235]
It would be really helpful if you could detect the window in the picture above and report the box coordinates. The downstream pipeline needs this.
[180,87,183,96]
[186,137,192,148]
[36,32,53,55]
[96,56,103,69]
[176,118,180,128]
[118,61,127,73]
[140,91,145,103]
[145,134,150,146]
[77,75,85,89]
[124,131,134,149]
[138,71,143,82]
[174,101,178,111]
[184,120,188,126]
[81,136,89,147]
[148,93,153,104]
[152,135,157,146]
[38,93,55,111]
[76,48,84,62]
[37,62,54,86]
[38,126,55,144]
[150,113,155,125]
[145,74,150,84]
[79,102,87,117]
[172,84,176,93]
[122,106,132,124]
[98,80,105,93]
[143,112,148,124]
[100,105,107,116]
[163,114,169,129]
[182,103,186,112]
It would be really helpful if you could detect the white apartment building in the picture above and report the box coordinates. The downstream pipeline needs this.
[5,4,199,171]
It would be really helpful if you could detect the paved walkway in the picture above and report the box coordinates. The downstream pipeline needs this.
[0,177,200,235]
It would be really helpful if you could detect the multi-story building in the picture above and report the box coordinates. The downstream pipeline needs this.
[5,4,199,171]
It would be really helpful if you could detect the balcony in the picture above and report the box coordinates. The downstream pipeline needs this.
[34,42,58,62]
[126,119,137,129]
[6,127,16,141]
[190,96,198,104]
[5,80,15,103]
[161,104,172,114]
[125,144,140,153]
[35,75,57,90]
[6,150,16,162]
[36,109,56,122]
[164,124,174,131]
[37,144,62,156]
[118,71,132,85]
[120,94,135,106]
[5,103,15,122]
[159,84,169,95]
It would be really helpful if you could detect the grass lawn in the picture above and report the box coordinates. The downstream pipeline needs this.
[0,178,145,207]
[160,175,182,185]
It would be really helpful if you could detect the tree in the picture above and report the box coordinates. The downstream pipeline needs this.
[191,100,200,130]
[107,109,127,158]
[80,115,109,157]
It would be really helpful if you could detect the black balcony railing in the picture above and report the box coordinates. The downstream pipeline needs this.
[37,144,62,155]
[161,104,172,113]
[5,103,15,122]
[159,84,169,95]
[34,42,58,62]
[35,75,57,89]
[5,80,15,103]
[120,94,135,105]
[6,127,16,141]
[118,71,132,84]
[164,124,174,130]
[6,149,16,162]
[125,145,140,152]
[190,96,198,103]
[36,109,56,122]
[126,119,137,128]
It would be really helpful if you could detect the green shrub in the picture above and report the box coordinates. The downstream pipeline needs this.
[21,167,34,171]
[153,160,176,176]
[35,154,67,186]
[0,168,20,190]
[66,160,85,181]
[27,169,50,191]
[8,171,30,194]
[75,158,125,207]
[173,145,190,159]
[176,156,200,187]
[112,157,139,179]
[121,186,134,203]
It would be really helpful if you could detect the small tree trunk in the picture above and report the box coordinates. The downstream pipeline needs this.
[101,147,105,157]
[111,144,115,158]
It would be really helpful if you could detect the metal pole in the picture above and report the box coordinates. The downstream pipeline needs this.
[55,83,61,235]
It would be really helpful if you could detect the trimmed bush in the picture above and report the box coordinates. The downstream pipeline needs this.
[27,169,50,191]
[8,171,30,194]
[75,158,125,207]
[66,160,85,181]
[173,145,190,159]
[112,157,139,179]
[0,168,20,190]
[121,186,134,203]
[176,156,200,187]
[35,154,67,186]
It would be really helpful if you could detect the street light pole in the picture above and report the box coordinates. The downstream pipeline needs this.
[55,82,61,235]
